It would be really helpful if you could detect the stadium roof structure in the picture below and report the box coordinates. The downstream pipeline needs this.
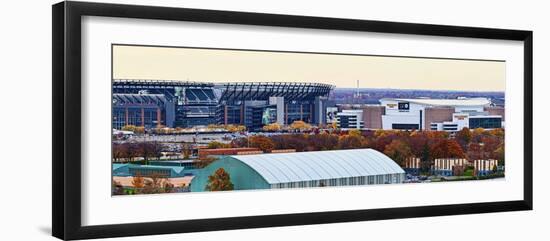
[381,98,491,107]
[113,79,215,88]
[231,149,404,184]
[112,93,168,105]
[217,82,334,101]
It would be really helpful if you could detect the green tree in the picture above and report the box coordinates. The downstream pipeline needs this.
[206,168,234,191]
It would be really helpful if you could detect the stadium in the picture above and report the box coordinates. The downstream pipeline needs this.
[112,79,334,131]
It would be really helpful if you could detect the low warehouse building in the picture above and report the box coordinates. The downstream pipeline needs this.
[190,149,405,192]
[112,163,195,177]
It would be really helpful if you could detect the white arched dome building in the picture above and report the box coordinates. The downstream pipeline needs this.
[191,149,405,192]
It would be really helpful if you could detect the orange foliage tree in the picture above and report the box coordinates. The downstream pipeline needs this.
[132,174,144,189]
[249,135,275,152]
[430,139,465,160]
[383,139,413,167]
[206,168,234,191]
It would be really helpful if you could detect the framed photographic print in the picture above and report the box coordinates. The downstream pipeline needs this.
[52,1,533,240]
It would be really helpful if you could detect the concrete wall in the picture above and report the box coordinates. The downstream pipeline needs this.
[362,105,384,129]
[424,107,454,127]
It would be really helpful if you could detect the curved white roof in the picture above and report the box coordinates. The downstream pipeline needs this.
[231,149,404,184]
[381,98,491,107]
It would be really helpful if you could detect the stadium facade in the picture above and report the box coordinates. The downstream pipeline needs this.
[112,79,334,131]
[216,82,334,131]
[113,79,218,128]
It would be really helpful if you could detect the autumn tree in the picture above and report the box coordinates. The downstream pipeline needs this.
[205,168,234,191]
[249,135,275,152]
[430,139,466,160]
[455,127,472,150]
[262,123,282,132]
[225,124,247,133]
[408,132,429,157]
[420,143,432,173]
[270,134,308,152]
[337,134,365,149]
[494,144,505,165]
[306,133,339,151]
[121,125,137,132]
[383,140,413,167]
[472,127,486,143]
[467,142,485,161]
[480,136,501,158]
[348,129,362,137]
[132,174,145,190]
[289,120,312,132]
[207,141,230,149]
[134,126,145,134]
[370,132,398,152]
[488,128,505,138]
[142,173,166,194]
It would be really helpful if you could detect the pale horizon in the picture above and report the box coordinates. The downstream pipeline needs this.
[113,45,506,92]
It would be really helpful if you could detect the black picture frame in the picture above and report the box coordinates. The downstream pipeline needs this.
[52,1,533,240]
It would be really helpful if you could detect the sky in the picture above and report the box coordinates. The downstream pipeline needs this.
[113,45,505,92]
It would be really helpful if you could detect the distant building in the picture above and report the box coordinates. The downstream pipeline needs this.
[473,159,499,176]
[404,157,422,175]
[432,158,469,176]
[190,149,405,192]
[326,107,339,126]
[112,163,194,177]
[198,147,262,159]
[336,110,364,129]
[405,158,500,177]
[362,105,385,129]
[148,160,197,169]
[379,98,504,131]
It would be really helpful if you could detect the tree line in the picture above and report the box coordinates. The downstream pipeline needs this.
[112,142,163,163]
[229,128,504,173]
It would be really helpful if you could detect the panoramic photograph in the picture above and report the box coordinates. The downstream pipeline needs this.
[111,44,505,195]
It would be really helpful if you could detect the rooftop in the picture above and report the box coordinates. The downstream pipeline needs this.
[381,98,491,107]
